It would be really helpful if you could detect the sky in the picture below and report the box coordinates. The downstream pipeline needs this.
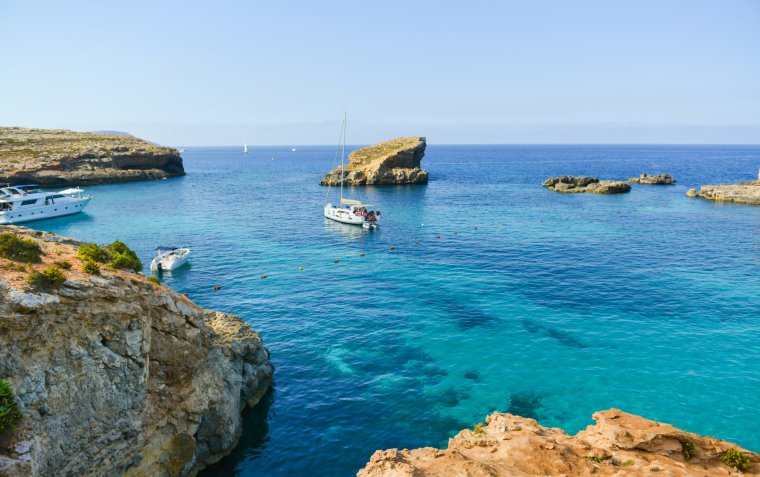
[1,0,759,145]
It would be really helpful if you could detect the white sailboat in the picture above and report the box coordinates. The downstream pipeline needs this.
[243,143,249,154]
[323,113,380,228]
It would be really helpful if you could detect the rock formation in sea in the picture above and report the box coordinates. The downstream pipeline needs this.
[0,127,185,186]
[629,173,676,184]
[320,137,428,186]
[686,172,760,205]
[358,409,758,476]
[542,176,631,194]
[0,226,273,477]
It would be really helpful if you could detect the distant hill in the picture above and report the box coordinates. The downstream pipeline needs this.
[90,130,132,136]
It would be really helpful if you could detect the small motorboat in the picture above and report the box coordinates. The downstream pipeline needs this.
[150,246,191,272]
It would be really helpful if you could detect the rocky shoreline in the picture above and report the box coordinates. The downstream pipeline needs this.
[359,409,758,476]
[320,137,428,186]
[543,176,631,194]
[629,173,676,184]
[0,226,272,477]
[0,127,185,186]
[687,175,760,205]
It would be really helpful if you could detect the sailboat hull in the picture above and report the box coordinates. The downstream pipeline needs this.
[324,204,365,225]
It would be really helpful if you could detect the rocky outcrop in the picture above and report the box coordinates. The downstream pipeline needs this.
[359,409,759,476]
[543,176,631,194]
[0,226,273,477]
[630,173,676,184]
[686,176,760,205]
[320,137,428,186]
[0,127,185,186]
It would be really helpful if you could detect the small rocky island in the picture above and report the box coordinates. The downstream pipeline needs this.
[543,176,631,194]
[0,127,185,186]
[687,171,760,205]
[320,137,428,186]
[0,226,272,477]
[359,409,758,476]
[629,173,676,184]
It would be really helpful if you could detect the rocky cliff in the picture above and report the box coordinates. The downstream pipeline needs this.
[359,409,758,476]
[0,226,273,477]
[686,176,760,205]
[320,137,428,186]
[0,127,185,186]
[543,176,631,194]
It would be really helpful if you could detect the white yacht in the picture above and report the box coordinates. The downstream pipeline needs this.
[0,184,92,224]
[150,246,191,272]
[323,114,381,228]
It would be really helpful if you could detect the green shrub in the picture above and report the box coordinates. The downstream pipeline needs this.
[78,240,142,272]
[147,276,160,285]
[0,379,22,431]
[473,423,485,434]
[722,448,750,471]
[0,233,42,263]
[28,266,66,290]
[622,460,635,467]
[682,440,696,460]
[54,260,72,270]
[649,467,663,472]
[82,259,100,275]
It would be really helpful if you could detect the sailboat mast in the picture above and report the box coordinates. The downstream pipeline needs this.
[340,111,346,201]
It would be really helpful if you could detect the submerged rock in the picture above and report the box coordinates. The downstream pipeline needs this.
[0,226,272,477]
[543,176,631,194]
[0,127,185,186]
[687,175,760,205]
[320,137,428,186]
[358,409,759,476]
[630,173,677,184]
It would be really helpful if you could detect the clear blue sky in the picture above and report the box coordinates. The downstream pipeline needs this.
[1,0,758,145]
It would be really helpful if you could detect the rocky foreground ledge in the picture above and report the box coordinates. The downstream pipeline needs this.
[687,174,760,205]
[543,176,631,194]
[0,127,184,186]
[0,226,272,477]
[359,409,758,476]
[320,137,428,186]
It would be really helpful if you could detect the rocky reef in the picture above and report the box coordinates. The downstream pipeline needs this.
[0,127,185,186]
[630,173,676,184]
[320,137,428,186]
[543,176,631,194]
[687,172,760,205]
[0,226,273,477]
[359,409,758,476]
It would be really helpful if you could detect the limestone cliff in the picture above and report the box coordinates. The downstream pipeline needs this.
[320,137,428,186]
[0,226,273,477]
[686,175,760,205]
[543,176,631,194]
[0,127,185,186]
[359,409,758,476]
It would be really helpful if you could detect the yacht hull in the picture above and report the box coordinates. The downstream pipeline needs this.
[0,197,91,225]
[324,204,365,225]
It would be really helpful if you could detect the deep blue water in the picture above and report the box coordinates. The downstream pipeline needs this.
[34,145,760,476]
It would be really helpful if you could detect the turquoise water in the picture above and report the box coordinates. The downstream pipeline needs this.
[34,145,760,476]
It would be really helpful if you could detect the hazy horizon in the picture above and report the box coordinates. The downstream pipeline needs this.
[2,0,759,145]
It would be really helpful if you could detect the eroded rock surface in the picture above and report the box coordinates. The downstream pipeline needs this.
[0,226,273,477]
[543,176,631,194]
[686,178,760,205]
[320,137,428,186]
[630,173,676,184]
[0,127,184,186]
[358,409,758,477]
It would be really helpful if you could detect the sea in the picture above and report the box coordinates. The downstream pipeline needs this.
[33,145,760,476]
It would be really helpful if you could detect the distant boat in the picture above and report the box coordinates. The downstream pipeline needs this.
[178,148,187,153]
[243,143,249,154]
[292,148,297,152]
[150,246,190,272]
[323,113,380,229]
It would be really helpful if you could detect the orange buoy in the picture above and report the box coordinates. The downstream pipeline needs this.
[261,275,268,279]
[359,253,365,257]
[334,259,340,263]
[213,285,221,291]
[390,246,395,250]
[436,236,441,239]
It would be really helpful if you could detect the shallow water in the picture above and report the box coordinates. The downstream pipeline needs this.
[35,145,760,476]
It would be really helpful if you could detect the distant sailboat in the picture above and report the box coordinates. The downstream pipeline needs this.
[292,148,297,152]
[243,143,249,154]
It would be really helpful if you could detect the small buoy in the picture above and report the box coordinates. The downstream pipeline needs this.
[334,259,340,263]
[415,240,419,245]
[299,266,304,271]
[260,275,268,279]
[213,285,221,291]
[499,224,503,229]
[453,231,458,235]
[359,253,365,257]
[389,246,395,250]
